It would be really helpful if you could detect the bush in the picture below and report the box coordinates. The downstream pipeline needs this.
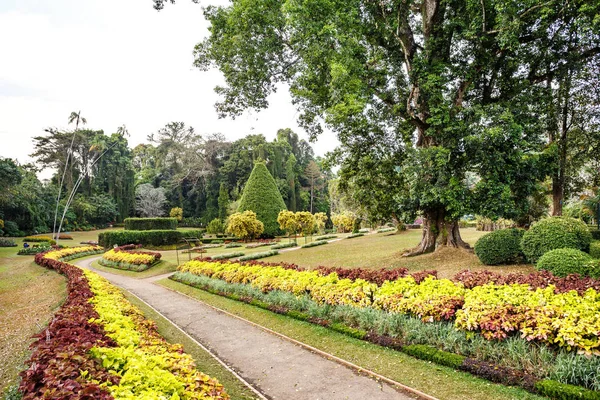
[271,242,297,250]
[210,252,245,260]
[521,217,593,263]
[3,221,22,236]
[474,228,525,265]
[206,218,225,235]
[18,245,53,255]
[0,238,17,247]
[238,250,279,261]
[402,344,466,369]
[590,229,600,241]
[590,241,600,259]
[238,161,287,237]
[224,243,242,248]
[98,230,182,247]
[536,248,595,277]
[316,234,337,240]
[124,218,178,231]
[301,240,328,248]
[346,233,364,239]
[535,380,600,400]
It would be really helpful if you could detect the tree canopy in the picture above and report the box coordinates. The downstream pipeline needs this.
[191,0,600,254]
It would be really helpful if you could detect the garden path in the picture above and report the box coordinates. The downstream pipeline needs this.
[76,257,420,400]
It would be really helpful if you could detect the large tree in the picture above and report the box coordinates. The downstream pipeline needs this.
[174,0,600,255]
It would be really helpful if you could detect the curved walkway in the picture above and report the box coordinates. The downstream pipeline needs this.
[76,257,421,400]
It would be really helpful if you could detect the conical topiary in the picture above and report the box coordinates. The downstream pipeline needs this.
[238,160,287,237]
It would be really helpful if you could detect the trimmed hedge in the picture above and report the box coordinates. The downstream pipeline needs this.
[271,242,297,250]
[238,250,279,261]
[238,161,287,237]
[124,217,178,231]
[590,241,600,259]
[402,344,465,369]
[474,228,525,265]
[210,252,245,260]
[536,248,595,277]
[522,217,593,263]
[535,380,600,400]
[301,240,328,248]
[346,233,364,239]
[99,230,182,247]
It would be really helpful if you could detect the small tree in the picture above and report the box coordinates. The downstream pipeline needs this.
[135,184,166,217]
[207,218,225,235]
[331,212,355,233]
[238,161,287,237]
[278,210,300,243]
[314,212,327,234]
[226,211,264,241]
[295,211,316,244]
[218,182,229,221]
[170,207,183,221]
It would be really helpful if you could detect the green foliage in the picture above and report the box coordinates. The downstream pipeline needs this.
[210,252,245,260]
[206,218,225,235]
[238,161,287,237]
[18,245,53,255]
[217,182,229,221]
[522,217,593,262]
[0,238,17,247]
[98,230,182,247]
[124,217,178,231]
[301,240,328,248]
[474,228,525,265]
[591,229,600,241]
[224,243,242,248]
[535,380,600,400]
[346,233,364,239]
[590,242,600,259]
[536,248,595,277]
[237,250,278,261]
[315,234,337,240]
[402,344,466,370]
[271,242,297,250]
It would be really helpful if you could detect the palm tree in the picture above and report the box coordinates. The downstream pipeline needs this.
[52,111,87,239]
[68,110,87,131]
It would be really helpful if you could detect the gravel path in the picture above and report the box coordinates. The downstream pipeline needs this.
[76,257,419,400]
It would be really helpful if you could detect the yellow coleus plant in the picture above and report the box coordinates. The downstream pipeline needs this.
[84,271,229,399]
[44,245,103,260]
[102,249,157,266]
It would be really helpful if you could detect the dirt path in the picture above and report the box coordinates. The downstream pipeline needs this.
[76,257,419,400]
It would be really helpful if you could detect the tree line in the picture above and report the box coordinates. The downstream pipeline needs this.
[0,115,331,236]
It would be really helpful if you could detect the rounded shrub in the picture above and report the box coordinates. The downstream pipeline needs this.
[589,241,600,259]
[536,248,594,277]
[474,228,525,265]
[238,161,287,237]
[521,217,592,263]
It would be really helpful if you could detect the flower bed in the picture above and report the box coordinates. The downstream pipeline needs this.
[20,246,228,400]
[99,244,162,272]
[172,259,600,396]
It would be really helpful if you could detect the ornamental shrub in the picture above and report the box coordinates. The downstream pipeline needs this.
[474,228,525,265]
[590,241,600,259]
[0,238,17,247]
[536,248,594,277]
[238,161,287,237]
[206,218,225,235]
[521,217,592,263]
[124,217,178,231]
[98,230,182,247]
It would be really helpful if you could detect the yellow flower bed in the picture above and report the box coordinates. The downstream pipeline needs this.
[178,259,600,355]
[102,248,157,266]
[85,270,229,399]
[44,245,104,260]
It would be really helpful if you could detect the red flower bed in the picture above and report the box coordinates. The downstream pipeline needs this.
[20,253,117,399]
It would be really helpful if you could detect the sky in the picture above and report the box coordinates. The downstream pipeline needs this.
[0,0,340,180]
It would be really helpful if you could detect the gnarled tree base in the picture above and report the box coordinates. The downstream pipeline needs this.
[403,209,470,257]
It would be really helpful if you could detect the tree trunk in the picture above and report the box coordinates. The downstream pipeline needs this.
[403,208,470,256]
[552,178,563,216]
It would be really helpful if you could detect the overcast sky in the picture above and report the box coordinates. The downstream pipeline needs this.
[0,0,339,179]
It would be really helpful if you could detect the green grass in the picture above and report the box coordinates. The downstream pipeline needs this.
[157,278,545,400]
[0,247,66,394]
[262,228,535,279]
[120,290,258,400]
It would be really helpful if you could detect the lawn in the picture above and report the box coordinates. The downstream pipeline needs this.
[262,228,536,279]
[0,246,66,393]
